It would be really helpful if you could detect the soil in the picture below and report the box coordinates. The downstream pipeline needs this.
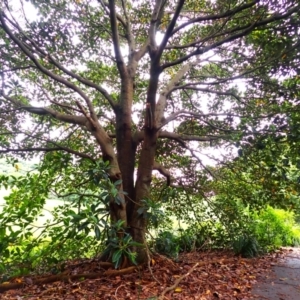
[251,247,300,300]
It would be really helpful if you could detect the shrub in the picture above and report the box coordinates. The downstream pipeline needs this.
[154,231,180,258]
[177,230,195,252]
[232,235,259,257]
[253,206,300,250]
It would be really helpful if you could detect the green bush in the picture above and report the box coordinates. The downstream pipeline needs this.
[232,235,259,257]
[177,230,195,252]
[253,206,300,250]
[291,227,300,246]
[154,229,203,257]
[180,206,300,254]
[154,231,180,258]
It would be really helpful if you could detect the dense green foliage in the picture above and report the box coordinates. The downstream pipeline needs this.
[153,206,300,259]
[0,156,300,279]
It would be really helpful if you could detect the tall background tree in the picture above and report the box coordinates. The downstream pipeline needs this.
[0,0,299,264]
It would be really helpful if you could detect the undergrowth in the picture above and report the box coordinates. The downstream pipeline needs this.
[1,198,300,281]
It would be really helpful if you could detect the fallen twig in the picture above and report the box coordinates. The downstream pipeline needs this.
[159,262,199,299]
[145,242,161,285]
[158,257,238,299]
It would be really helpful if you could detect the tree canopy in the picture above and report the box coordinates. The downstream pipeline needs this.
[0,0,300,265]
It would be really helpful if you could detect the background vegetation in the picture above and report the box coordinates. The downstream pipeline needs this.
[1,157,299,281]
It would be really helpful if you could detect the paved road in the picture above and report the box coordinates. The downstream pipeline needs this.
[252,248,300,299]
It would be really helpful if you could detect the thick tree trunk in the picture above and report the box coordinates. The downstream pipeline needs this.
[130,128,158,263]
[103,75,152,265]
[104,51,160,265]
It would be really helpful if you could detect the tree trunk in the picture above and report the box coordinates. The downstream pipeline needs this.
[130,128,158,263]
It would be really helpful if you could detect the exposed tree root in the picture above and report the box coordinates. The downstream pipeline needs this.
[144,242,161,284]
[0,257,240,293]
[0,262,141,292]
[104,266,141,276]
[0,272,102,292]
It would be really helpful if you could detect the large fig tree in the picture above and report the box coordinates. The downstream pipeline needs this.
[0,0,299,264]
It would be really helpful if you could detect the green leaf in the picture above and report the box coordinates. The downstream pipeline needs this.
[94,225,101,240]
[114,179,122,186]
[112,249,123,268]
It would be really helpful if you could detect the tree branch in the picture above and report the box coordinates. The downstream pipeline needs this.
[162,22,256,69]
[182,143,217,179]
[160,110,241,129]
[0,12,98,118]
[157,0,185,59]
[98,0,127,29]
[153,161,171,186]
[159,130,227,143]
[161,4,300,69]
[148,0,165,54]
[1,93,87,126]
[4,16,115,108]
[0,65,34,73]
[166,16,230,50]
[173,86,243,102]
[172,0,259,35]
[156,60,196,128]
[0,147,94,160]
[108,0,127,79]
[120,0,135,55]
[173,40,300,86]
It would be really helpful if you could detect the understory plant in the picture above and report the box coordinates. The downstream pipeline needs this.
[252,206,300,250]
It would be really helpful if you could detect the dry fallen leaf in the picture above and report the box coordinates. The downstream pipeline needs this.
[0,249,293,300]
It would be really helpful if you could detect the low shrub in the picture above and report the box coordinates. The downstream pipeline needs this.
[253,206,300,250]
[154,231,180,258]
[232,235,259,257]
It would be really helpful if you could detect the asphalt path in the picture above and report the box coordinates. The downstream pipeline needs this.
[252,248,300,299]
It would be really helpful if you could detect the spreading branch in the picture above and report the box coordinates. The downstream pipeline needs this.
[0,12,98,118]
[172,0,259,35]
[160,110,240,129]
[5,17,116,110]
[161,4,300,69]
[156,0,185,59]
[159,130,227,144]
[1,93,87,125]
[153,161,171,186]
[0,147,95,161]
[108,0,127,78]
[156,60,196,128]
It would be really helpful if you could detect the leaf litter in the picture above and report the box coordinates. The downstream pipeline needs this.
[1,249,288,300]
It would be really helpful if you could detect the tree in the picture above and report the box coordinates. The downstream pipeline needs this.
[0,0,299,265]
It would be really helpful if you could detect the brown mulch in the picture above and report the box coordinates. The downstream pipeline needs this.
[0,249,287,300]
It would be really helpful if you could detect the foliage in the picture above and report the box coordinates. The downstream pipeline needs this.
[0,158,133,276]
[232,235,259,258]
[137,198,169,230]
[101,220,142,269]
[252,206,300,250]
[154,231,180,259]
[231,207,300,256]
